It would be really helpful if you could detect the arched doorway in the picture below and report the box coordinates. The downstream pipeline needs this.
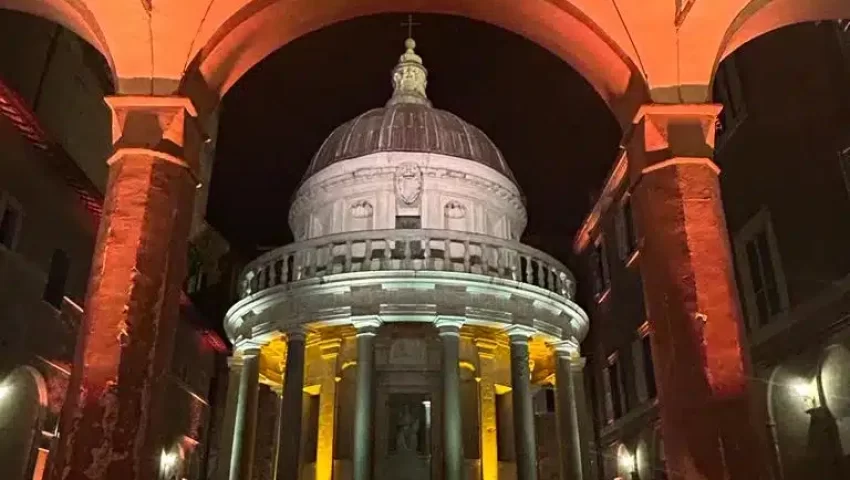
[0,366,48,480]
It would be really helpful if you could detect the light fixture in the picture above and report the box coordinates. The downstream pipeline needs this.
[618,450,636,474]
[0,384,11,401]
[160,450,178,472]
[791,379,818,409]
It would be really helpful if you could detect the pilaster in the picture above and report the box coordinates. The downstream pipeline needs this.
[352,317,381,480]
[627,103,770,480]
[48,96,202,480]
[315,338,342,480]
[474,338,499,480]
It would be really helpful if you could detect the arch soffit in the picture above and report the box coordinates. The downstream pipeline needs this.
[184,0,649,127]
[0,0,113,74]
[714,0,850,83]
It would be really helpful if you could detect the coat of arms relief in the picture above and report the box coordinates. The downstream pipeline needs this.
[394,163,423,205]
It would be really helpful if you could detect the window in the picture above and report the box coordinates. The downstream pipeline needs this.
[615,196,639,260]
[839,146,850,200]
[734,210,789,329]
[591,238,611,298]
[44,249,70,309]
[604,353,628,421]
[714,54,747,146]
[633,330,657,403]
[395,215,421,229]
[0,194,22,249]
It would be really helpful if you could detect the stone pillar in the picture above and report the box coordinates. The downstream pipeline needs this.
[352,318,381,480]
[315,339,342,480]
[231,349,261,480]
[214,357,244,480]
[276,329,307,480]
[550,341,582,480]
[507,326,538,480]
[474,338,499,480]
[570,358,595,480]
[436,317,465,480]
[627,104,770,480]
[47,96,201,480]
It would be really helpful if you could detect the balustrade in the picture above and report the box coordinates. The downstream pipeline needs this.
[238,229,575,300]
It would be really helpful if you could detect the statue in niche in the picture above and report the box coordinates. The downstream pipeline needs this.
[395,404,420,453]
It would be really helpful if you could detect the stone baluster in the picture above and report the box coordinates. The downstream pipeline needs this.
[524,256,534,284]
[481,243,490,274]
[282,255,290,284]
[510,252,519,281]
[382,238,392,270]
[344,240,353,272]
[443,239,452,271]
[463,240,472,272]
[258,266,268,291]
[424,237,432,269]
[364,239,373,271]
[403,238,413,269]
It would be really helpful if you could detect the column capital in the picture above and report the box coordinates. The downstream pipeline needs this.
[284,326,309,343]
[237,345,262,357]
[319,338,342,359]
[628,103,722,176]
[474,337,499,359]
[505,324,537,342]
[435,316,465,336]
[569,357,588,371]
[352,316,382,336]
[549,339,580,358]
[106,96,204,177]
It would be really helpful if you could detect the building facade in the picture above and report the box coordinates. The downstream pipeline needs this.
[573,21,850,480]
[0,15,228,480]
[214,39,593,480]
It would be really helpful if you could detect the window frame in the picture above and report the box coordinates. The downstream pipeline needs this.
[0,192,24,251]
[733,208,790,331]
[591,236,611,301]
[615,194,640,263]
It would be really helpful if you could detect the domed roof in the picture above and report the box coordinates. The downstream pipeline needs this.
[301,38,516,183]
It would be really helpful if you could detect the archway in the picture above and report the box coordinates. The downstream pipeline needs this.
[183,0,648,126]
[716,0,850,75]
[0,366,48,480]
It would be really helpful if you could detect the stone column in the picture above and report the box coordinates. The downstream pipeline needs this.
[570,358,595,480]
[315,339,342,480]
[352,318,381,480]
[436,317,465,480]
[47,96,201,480]
[214,357,244,480]
[507,326,538,480]
[231,348,261,480]
[276,329,307,480]
[627,104,770,480]
[474,338,499,480]
[550,341,582,480]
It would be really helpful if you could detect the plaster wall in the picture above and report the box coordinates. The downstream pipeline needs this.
[291,151,526,242]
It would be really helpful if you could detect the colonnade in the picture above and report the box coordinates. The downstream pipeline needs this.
[46,96,770,480]
[214,322,593,480]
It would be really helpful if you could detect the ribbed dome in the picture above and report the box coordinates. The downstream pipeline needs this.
[304,102,515,182]
[301,37,517,184]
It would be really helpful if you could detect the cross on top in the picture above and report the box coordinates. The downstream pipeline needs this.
[401,14,420,39]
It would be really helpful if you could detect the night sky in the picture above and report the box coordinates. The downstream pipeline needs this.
[208,13,622,264]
